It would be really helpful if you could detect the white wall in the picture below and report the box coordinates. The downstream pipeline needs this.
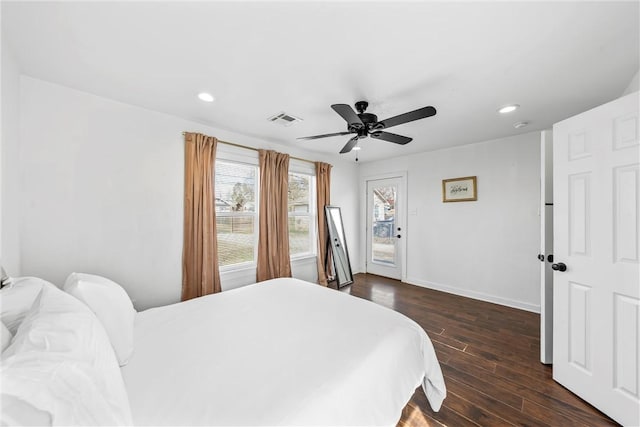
[13,75,541,313]
[358,132,541,312]
[17,76,359,309]
[622,69,639,96]
[1,35,21,275]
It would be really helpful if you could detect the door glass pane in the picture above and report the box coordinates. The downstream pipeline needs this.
[371,185,396,264]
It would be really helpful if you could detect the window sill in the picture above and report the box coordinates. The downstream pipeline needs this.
[219,255,315,275]
[219,263,256,275]
[220,255,318,292]
[291,254,317,264]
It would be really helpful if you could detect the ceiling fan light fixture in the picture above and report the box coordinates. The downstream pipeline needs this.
[198,92,215,102]
[498,104,519,114]
[299,101,436,154]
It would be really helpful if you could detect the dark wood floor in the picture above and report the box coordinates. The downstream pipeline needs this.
[338,273,618,427]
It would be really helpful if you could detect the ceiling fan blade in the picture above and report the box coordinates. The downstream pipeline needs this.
[339,136,359,154]
[370,131,412,145]
[331,104,364,126]
[376,106,437,129]
[297,131,352,140]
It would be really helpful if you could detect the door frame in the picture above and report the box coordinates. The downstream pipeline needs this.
[360,171,408,281]
[540,129,554,364]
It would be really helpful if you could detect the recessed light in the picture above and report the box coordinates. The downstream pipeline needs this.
[198,92,215,103]
[352,146,361,151]
[498,104,519,114]
[513,121,529,129]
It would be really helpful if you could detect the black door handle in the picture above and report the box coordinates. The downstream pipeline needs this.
[552,262,567,272]
[396,235,401,239]
[537,254,544,262]
[547,254,554,263]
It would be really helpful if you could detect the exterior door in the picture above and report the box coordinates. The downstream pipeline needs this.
[366,177,403,279]
[553,91,639,426]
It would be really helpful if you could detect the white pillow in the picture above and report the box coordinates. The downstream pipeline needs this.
[0,277,56,334]
[1,285,133,426]
[1,321,12,352]
[0,394,52,426]
[63,273,136,366]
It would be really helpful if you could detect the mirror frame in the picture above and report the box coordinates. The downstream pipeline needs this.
[325,205,354,288]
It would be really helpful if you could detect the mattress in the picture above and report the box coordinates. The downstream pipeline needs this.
[121,278,446,426]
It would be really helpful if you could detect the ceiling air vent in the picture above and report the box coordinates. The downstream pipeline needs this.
[267,112,303,127]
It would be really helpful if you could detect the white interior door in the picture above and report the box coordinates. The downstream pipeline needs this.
[366,177,403,279]
[553,91,639,426]
[540,130,554,364]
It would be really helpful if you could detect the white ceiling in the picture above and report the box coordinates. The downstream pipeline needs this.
[3,1,639,162]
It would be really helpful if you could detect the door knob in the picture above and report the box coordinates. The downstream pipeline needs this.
[552,262,567,272]
[537,254,544,262]
[547,254,554,263]
[396,235,402,239]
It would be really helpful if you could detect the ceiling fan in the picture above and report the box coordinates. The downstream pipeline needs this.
[298,101,437,154]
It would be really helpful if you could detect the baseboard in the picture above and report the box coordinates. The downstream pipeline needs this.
[404,276,540,313]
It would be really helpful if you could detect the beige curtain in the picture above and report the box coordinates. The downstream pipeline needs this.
[315,162,332,286]
[257,149,292,281]
[181,132,221,300]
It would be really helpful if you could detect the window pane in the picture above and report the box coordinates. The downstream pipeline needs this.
[289,216,311,255]
[215,160,257,267]
[288,173,310,213]
[288,172,313,256]
[215,161,256,213]
[216,215,255,266]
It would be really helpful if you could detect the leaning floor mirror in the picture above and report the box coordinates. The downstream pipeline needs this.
[325,206,354,288]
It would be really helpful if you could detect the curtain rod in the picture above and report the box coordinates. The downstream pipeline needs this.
[182,131,315,165]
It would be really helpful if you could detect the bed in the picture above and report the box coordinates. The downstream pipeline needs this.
[1,275,446,426]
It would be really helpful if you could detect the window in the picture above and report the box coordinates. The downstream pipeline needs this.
[215,160,258,268]
[288,172,316,257]
[214,152,317,271]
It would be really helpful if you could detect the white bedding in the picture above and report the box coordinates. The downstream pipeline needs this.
[121,278,446,426]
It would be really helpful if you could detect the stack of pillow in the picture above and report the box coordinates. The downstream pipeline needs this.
[0,272,137,426]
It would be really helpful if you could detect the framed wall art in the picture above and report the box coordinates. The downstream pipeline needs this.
[442,176,477,202]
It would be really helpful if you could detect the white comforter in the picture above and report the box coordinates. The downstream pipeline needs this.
[121,278,446,426]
